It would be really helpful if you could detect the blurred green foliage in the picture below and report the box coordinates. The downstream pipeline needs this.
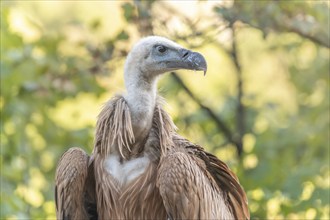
[1,1,329,219]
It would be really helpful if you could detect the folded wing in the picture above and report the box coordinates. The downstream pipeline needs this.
[55,147,97,220]
[157,135,250,220]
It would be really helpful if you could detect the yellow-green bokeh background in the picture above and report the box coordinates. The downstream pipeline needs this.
[1,1,329,219]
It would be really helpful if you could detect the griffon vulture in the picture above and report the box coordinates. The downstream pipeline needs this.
[55,36,249,220]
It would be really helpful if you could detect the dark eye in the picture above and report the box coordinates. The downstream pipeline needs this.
[156,45,167,53]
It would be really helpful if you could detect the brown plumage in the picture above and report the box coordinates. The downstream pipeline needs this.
[55,36,249,220]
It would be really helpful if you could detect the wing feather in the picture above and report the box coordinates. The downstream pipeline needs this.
[55,147,96,220]
[157,149,233,219]
[196,148,249,219]
[159,135,250,220]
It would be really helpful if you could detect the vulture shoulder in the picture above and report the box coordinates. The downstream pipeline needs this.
[55,147,97,220]
[157,135,250,220]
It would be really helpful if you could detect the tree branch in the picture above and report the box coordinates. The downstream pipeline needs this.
[215,3,330,48]
[170,72,240,150]
[230,23,245,157]
[286,26,330,48]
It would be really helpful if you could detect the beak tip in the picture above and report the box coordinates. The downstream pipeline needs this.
[190,52,207,75]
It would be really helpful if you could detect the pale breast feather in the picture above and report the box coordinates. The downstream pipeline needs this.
[104,154,151,186]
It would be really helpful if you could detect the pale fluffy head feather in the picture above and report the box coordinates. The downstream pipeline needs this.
[124,36,183,89]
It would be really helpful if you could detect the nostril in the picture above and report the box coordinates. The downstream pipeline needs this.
[182,51,189,58]
[180,49,190,59]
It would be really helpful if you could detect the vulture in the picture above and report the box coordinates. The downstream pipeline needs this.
[55,36,249,220]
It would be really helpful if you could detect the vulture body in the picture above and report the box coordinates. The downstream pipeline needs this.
[55,36,249,220]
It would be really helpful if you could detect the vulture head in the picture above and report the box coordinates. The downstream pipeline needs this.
[123,36,208,144]
[124,36,207,88]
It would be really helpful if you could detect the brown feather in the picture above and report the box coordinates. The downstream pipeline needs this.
[55,147,93,220]
[172,134,250,220]
[158,148,234,219]
[94,95,135,159]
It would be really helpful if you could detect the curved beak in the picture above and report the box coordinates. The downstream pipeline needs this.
[167,49,208,75]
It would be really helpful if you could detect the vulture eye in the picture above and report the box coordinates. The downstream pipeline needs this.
[156,45,167,53]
